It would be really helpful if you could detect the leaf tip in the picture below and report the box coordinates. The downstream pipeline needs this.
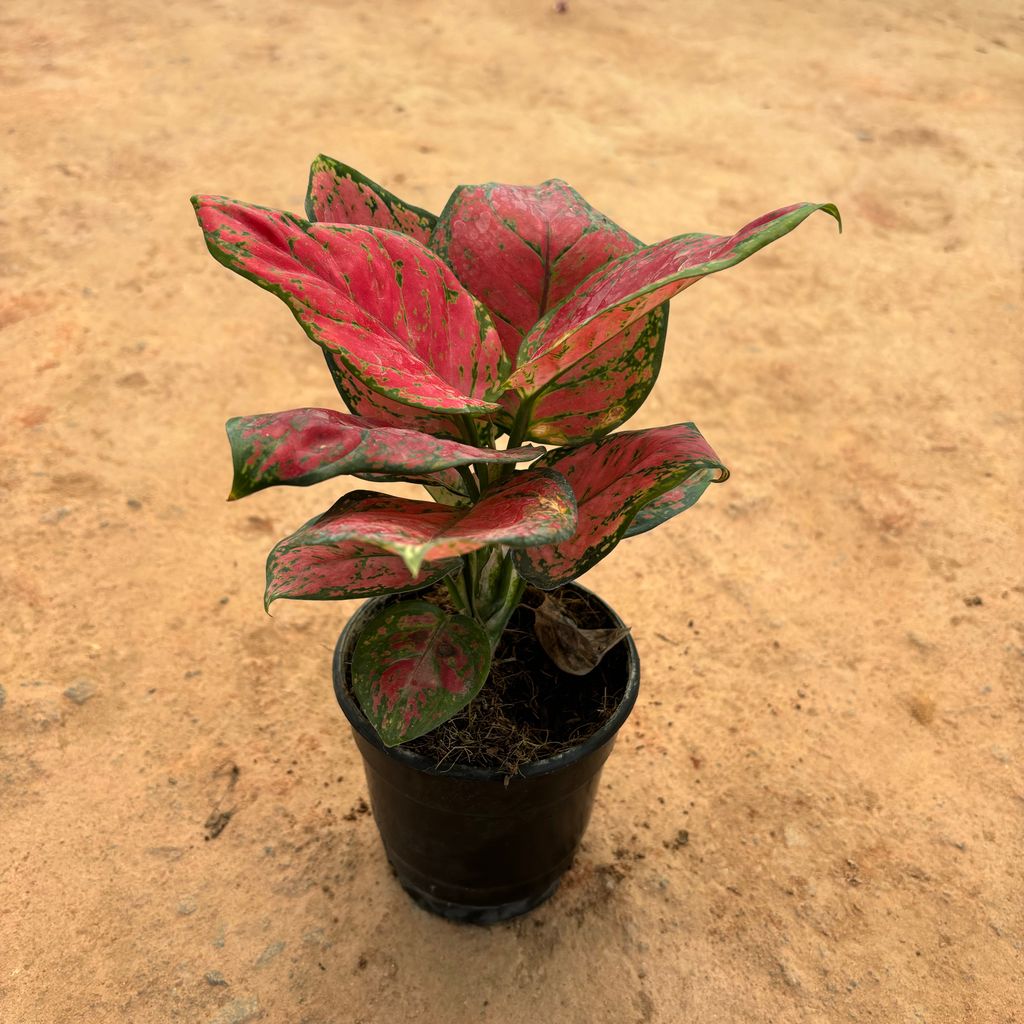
[819,202,843,234]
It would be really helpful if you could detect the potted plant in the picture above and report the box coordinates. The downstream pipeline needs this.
[192,157,840,923]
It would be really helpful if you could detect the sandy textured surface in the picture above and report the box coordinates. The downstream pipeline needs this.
[1,1,1022,1021]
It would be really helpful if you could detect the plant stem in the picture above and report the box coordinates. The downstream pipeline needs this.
[443,573,470,616]
[462,557,477,617]
[480,553,527,651]
[496,398,537,487]
[456,466,480,502]
[454,414,482,448]
[507,396,536,450]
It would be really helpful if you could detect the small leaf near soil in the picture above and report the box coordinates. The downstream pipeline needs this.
[352,600,491,746]
[533,593,630,676]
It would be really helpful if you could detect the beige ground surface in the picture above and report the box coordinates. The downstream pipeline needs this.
[1,1,1022,1021]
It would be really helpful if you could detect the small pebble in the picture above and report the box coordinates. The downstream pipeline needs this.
[126,498,143,510]
[178,898,198,916]
[207,997,262,1024]
[63,679,96,705]
[254,940,285,967]
[39,508,70,525]
[205,970,228,986]
[783,824,808,848]
[145,846,184,861]
[0,683,6,708]
[779,960,803,988]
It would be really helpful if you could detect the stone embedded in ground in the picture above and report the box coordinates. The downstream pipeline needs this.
[783,825,808,848]
[177,898,198,916]
[207,996,262,1024]
[253,941,284,967]
[63,679,97,705]
[146,847,184,861]
[205,971,228,986]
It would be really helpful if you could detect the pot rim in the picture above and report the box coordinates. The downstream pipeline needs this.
[332,582,640,782]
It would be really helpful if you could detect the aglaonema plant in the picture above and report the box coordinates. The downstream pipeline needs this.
[192,156,840,747]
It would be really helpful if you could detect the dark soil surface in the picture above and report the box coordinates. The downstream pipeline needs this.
[366,585,631,774]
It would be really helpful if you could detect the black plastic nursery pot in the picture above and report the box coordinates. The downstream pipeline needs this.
[332,583,640,925]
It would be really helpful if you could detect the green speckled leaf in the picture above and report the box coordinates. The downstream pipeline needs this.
[513,423,728,589]
[305,154,436,243]
[352,600,490,746]
[267,471,576,585]
[225,407,541,500]
[430,179,640,365]
[505,203,842,414]
[191,195,505,421]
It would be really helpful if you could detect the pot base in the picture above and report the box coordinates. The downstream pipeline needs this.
[395,866,561,925]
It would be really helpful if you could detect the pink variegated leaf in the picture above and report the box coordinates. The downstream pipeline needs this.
[430,179,642,364]
[267,493,455,606]
[305,154,436,243]
[268,472,576,582]
[226,407,542,500]
[521,304,668,444]
[513,424,728,589]
[265,537,459,608]
[191,196,506,419]
[352,600,491,746]
[356,467,470,505]
[623,467,722,538]
[505,203,842,406]
[321,357,457,437]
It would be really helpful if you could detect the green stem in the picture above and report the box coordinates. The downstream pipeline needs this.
[454,414,482,448]
[507,396,536,449]
[480,554,527,651]
[498,397,538,486]
[456,466,480,502]
[443,573,470,616]
[462,557,476,617]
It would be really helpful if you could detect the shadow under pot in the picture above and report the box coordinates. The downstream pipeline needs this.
[332,582,640,925]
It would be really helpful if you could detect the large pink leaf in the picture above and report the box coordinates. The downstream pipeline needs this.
[521,305,668,444]
[265,536,459,608]
[191,196,506,419]
[430,179,640,364]
[513,424,728,589]
[352,600,491,746]
[505,203,842,403]
[305,154,436,243]
[226,407,542,500]
[268,471,576,582]
[623,467,722,538]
